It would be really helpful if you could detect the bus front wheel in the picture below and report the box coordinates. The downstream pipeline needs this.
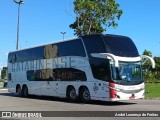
[80,87,91,103]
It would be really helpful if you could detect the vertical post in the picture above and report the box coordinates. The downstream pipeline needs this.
[14,0,24,50]
[16,3,20,50]
[61,32,66,39]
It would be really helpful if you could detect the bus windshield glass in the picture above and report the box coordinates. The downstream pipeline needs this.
[110,61,143,85]
[103,35,139,57]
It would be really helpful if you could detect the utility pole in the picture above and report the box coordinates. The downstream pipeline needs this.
[61,32,66,39]
[14,0,24,50]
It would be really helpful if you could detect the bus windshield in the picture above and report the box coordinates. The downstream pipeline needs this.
[110,61,143,85]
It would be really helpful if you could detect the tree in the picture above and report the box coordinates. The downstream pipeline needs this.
[154,57,160,71]
[1,67,7,79]
[143,49,152,57]
[143,71,155,83]
[142,50,155,82]
[70,0,123,36]
[153,57,160,81]
[142,49,152,70]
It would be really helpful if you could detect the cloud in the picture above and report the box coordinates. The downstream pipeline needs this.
[0,51,9,56]
[0,62,7,68]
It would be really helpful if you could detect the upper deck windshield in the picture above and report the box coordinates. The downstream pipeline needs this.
[81,34,142,82]
[103,35,139,57]
[110,61,143,85]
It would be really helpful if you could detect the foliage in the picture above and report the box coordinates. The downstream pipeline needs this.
[1,68,7,79]
[70,0,123,36]
[142,50,160,82]
[143,49,152,57]
[143,71,155,83]
[142,50,155,82]
[0,79,3,82]
[153,57,160,80]
[142,49,152,70]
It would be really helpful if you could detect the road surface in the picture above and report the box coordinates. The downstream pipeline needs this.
[0,88,159,120]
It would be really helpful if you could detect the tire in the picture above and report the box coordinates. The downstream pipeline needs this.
[22,86,29,98]
[67,87,77,102]
[80,87,91,103]
[17,86,22,97]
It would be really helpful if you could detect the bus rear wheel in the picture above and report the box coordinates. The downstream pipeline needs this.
[67,87,77,102]
[80,87,91,103]
[22,86,29,98]
[17,86,22,97]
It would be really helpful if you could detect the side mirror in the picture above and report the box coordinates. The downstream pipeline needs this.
[141,55,155,68]
[91,53,119,67]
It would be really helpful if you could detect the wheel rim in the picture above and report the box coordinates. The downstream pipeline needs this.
[83,89,90,100]
[70,89,77,100]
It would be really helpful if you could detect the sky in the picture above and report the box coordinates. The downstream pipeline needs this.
[0,0,160,69]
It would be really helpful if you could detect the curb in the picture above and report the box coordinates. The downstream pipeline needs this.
[145,98,160,100]
[0,88,8,91]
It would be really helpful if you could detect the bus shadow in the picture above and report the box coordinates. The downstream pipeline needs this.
[0,92,136,106]
[0,92,16,97]
[27,95,137,106]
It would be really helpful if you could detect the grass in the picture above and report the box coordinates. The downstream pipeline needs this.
[145,83,160,98]
[0,79,3,82]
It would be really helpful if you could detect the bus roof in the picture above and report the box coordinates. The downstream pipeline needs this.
[9,36,78,54]
[8,34,135,55]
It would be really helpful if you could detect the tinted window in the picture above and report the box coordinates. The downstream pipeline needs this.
[81,34,110,81]
[103,35,139,57]
[90,58,111,81]
[57,39,86,57]
[8,53,16,63]
[81,34,106,56]
[20,47,44,61]
[8,39,86,63]
[8,73,12,81]
[8,46,44,63]
[27,68,87,81]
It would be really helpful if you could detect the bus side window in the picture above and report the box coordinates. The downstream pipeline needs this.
[8,73,11,81]
[57,39,86,57]
[82,35,110,82]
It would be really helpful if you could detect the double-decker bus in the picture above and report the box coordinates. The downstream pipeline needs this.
[7,34,155,102]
